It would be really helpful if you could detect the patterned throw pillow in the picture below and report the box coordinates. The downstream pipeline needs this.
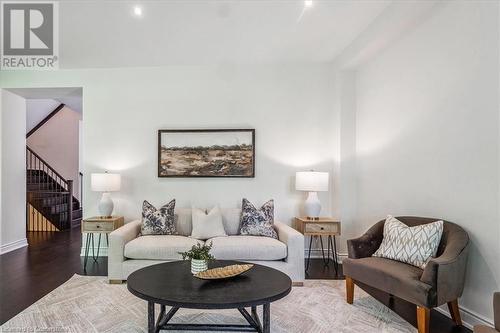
[239,199,278,239]
[140,199,177,235]
[373,215,444,269]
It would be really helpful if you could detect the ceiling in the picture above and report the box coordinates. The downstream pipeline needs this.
[58,0,391,68]
[6,88,83,113]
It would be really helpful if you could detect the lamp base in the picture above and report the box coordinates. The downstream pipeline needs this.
[304,191,321,218]
[98,192,114,218]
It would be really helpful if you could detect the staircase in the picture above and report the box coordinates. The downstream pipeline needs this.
[26,147,82,231]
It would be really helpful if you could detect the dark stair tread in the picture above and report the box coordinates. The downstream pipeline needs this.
[27,168,81,231]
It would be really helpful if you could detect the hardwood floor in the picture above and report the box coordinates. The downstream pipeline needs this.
[0,230,106,324]
[1,231,472,333]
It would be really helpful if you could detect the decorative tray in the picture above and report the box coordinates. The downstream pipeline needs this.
[194,264,254,280]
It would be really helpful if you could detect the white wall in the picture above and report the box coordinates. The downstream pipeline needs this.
[0,64,339,250]
[26,99,61,133]
[0,90,28,254]
[27,106,82,200]
[344,0,499,325]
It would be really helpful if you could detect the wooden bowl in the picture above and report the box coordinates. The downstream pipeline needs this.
[194,264,254,280]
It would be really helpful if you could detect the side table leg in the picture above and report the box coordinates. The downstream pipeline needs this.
[148,301,155,333]
[319,236,330,266]
[90,233,95,261]
[327,235,332,265]
[94,234,102,262]
[332,235,339,275]
[263,303,270,333]
[83,233,91,271]
[305,236,313,272]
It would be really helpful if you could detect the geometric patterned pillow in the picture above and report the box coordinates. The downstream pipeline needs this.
[373,215,443,269]
[140,199,177,236]
[239,198,278,239]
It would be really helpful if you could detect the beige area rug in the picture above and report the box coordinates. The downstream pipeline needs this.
[1,275,416,333]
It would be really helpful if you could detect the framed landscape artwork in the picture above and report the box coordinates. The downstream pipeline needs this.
[158,129,255,178]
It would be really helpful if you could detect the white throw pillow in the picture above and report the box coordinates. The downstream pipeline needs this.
[191,206,227,240]
[373,215,444,269]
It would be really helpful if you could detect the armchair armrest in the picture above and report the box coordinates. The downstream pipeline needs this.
[347,221,384,259]
[420,233,470,306]
[108,219,141,280]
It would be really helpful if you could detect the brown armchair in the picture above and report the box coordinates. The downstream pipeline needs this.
[474,293,500,333]
[343,216,470,333]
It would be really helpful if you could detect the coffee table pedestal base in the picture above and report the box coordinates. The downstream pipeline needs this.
[148,302,271,333]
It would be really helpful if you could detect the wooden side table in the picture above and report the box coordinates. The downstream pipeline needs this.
[295,217,341,273]
[82,216,124,271]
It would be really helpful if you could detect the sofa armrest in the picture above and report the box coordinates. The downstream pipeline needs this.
[494,292,500,331]
[108,219,141,280]
[274,221,304,264]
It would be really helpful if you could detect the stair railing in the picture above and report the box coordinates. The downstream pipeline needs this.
[26,146,73,230]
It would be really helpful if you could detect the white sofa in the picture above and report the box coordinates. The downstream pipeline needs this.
[108,208,305,284]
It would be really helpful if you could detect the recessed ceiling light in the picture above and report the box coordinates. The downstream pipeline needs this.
[304,0,313,8]
[133,5,143,17]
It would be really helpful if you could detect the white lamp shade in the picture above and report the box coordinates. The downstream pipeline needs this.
[91,173,121,192]
[295,171,329,192]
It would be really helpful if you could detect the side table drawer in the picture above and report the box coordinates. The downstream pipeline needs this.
[83,221,114,232]
[305,223,339,234]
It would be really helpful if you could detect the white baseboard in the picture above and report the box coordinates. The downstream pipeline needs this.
[0,238,28,255]
[80,246,108,257]
[436,304,493,330]
[305,249,347,263]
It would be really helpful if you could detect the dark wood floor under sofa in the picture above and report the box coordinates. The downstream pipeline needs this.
[0,230,471,333]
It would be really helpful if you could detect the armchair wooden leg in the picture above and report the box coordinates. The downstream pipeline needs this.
[416,306,430,333]
[346,276,354,304]
[447,299,462,326]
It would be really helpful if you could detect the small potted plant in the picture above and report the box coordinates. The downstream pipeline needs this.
[179,242,215,274]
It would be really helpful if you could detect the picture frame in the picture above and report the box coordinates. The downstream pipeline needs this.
[158,129,255,178]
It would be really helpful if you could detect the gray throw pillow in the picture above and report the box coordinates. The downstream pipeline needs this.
[239,198,278,239]
[140,199,177,235]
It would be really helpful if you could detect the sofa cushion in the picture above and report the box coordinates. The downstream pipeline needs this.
[175,208,193,236]
[124,235,203,260]
[208,236,286,261]
[221,208,242,236]
[175,208,241,236]
[343,256,434,307]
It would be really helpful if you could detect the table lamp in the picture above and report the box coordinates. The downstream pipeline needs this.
[295,171,329,219]
[91,172,121,218]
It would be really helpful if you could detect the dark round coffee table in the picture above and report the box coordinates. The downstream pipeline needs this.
[127,260,292,333]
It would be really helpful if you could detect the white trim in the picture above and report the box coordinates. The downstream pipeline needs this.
[80,246,108,257]
[337,252,347,263]
[305,249,347,263]
[0,238,28,254]
[435,304,493,330]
